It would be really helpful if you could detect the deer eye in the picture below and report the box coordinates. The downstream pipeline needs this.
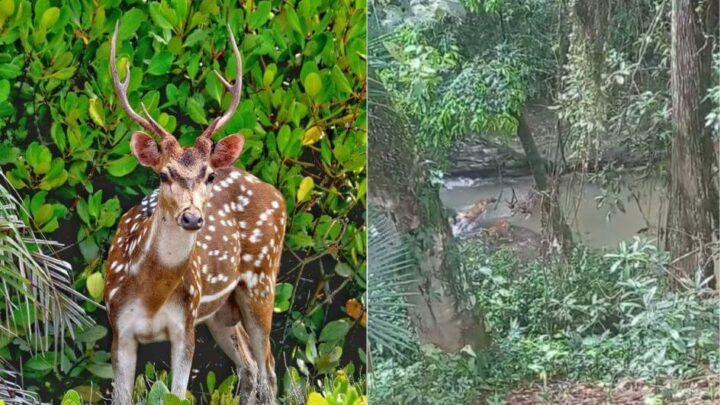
[159,172,169,183]
[206,172,216,183]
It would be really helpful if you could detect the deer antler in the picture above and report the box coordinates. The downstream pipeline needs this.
[199,26,243,140]
[110,21,173,140]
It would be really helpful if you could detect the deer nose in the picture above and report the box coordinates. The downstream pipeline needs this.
[179,211,203,230]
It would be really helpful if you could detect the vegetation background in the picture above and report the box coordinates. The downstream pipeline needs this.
[0,0,366,403]
[368,0,719,403]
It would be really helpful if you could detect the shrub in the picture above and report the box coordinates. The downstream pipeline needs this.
[371,239,719,403]
[0,0,366,400]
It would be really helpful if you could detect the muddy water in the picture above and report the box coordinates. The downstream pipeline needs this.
[441,173,666,248]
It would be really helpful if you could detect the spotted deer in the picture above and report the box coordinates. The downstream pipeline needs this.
[104,23,286,405]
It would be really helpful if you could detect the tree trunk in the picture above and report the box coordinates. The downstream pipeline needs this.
[568,0,611,166]
[368,77,490,351]
[665,0,719,284]
[517,113,574,256]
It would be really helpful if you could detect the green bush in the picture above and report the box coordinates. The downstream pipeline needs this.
[371,239,719,403]
[0,0,366,400]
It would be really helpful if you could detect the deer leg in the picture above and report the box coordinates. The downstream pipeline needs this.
[206,309,258,405]
[235,288,276,404]
[111,335,137,405]
[170,323,195,399]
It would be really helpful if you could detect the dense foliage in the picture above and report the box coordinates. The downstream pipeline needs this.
[371,241,719,404]
[0,0,366,401]
[59,364,366,404]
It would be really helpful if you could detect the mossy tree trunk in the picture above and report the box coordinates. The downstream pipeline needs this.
[368,77,490,351]
[664,0,719,285]
[517,113,574,256]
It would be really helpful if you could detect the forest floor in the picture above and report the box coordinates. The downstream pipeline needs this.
[477,375,719,404]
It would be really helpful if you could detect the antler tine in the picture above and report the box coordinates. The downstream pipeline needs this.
[110,21,173,140]
[200,26,243,139]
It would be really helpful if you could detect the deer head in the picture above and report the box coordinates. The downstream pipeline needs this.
[111,22,245,231]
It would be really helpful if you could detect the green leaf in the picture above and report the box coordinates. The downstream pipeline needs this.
[331,65,353,94]
[0,79,9,102]
[183,29,207,48]
[163,393,183,405]
[40,7,60,28]
[0,63,21,79]
[297,176,314,202]
[87,363,113,379]
[106,155,138,177]
[147,381,170,405]
[86,272,104,301]
[186,97,208,124]
[61,390,82,405]
[0,0,15,17]
[79,237,100,262]
[118,9,147,40]
[25,142,52,175]
[302,126,324,146]
[249,1,272,30]
[148,50,174,76]
[148,3,174,30]
[99,197,121,228]
[206,371,216,393]
[319,319,351,343]
[273,283,293,313]
[303,72,322,97]
[334,262,353,278]
[88,97,105,127]
[75,325,108,343]
[12,301,36,328]
[38,158,68,190]
[25,352,56,372]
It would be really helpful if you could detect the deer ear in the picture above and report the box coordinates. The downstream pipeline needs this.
[130,132,161,168]
[211,135,244,168]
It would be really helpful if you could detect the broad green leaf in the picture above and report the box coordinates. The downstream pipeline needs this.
[297,176,314,202]
[0,0,15,17]
[147,381,170,405]
[0,79,9,102]
[307,392,327,405]
[25,142,51,174]
[12,301,36,328]
[331,65,353,94]
[87,363,113,379]
[147,50,173,76]
[273,283,293,313]
[0,63,21,79]
[40,7,60,28]
[118,9,147,40]
[186,97,208,124]
[148,3,174,30]
[206,371,216,393]
[88,97,105,127]
[38,158,68,190]
[302,126,324,145]
[335,262,353,278]
[75,325,108,343]
[303,72,321,97]
[61,390,82,405]
[106,155,138,177]
[319,319,351,343]
[183,29,207,48]
[25,352,56,372]
[86,272,104,301]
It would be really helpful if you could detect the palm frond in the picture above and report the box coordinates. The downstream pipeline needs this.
[368,209,420,357]
[0,367,38,404]
[0,170,92,355]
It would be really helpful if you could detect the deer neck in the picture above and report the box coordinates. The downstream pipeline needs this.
[130,204,198,302]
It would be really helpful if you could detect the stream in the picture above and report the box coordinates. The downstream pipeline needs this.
[441,173,666,249]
